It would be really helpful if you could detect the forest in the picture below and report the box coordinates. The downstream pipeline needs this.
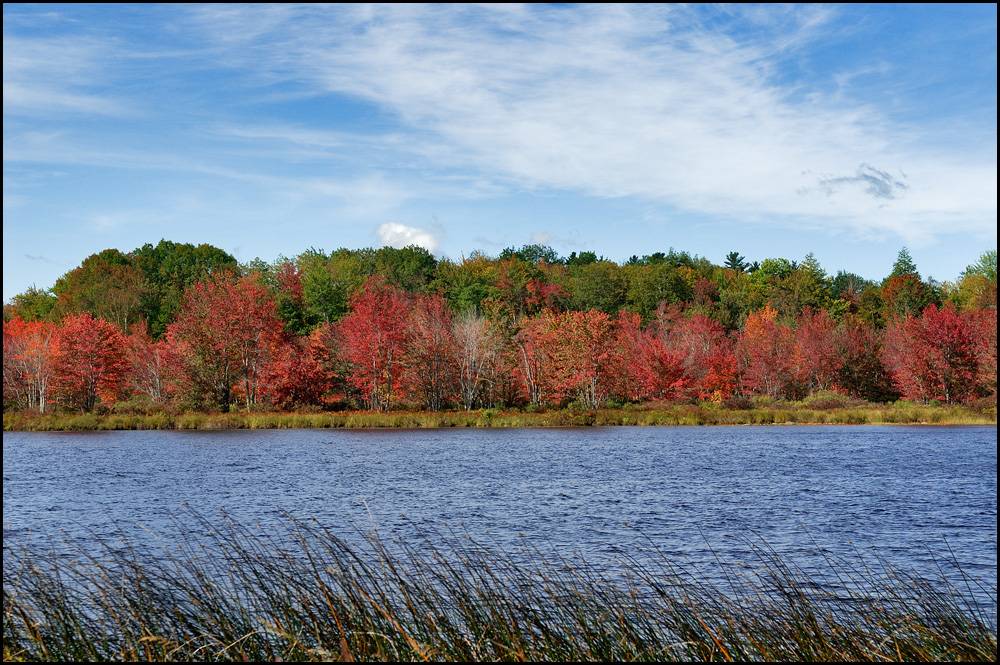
[3,240,997,416]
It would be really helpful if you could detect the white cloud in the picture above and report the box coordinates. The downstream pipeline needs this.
[375,222,442,253]
[185,4,995,242]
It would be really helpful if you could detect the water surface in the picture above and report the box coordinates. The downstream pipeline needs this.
[4,426,996,592]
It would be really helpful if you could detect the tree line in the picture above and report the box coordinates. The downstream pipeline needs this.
[3,240,996,413]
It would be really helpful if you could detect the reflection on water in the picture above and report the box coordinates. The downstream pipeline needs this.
[3,426,996,595]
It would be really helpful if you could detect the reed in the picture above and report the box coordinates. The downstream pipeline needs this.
[3,513,996,662]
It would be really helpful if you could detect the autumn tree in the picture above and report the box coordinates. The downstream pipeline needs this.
[966,307,997,398]
[167,272,283,411]
[338,278,411,411]
[453,311,492,410]
[883,304,979,404]
[616,311,688,402]
[790,307,841,397]
[263,328,335,410]
[51,313,130,411]
[3,317,58,412]
[406,293,457,411]
[474,297,524,408]
[547,309,621,408]
[126,326,168,403]
[949,250,998,311]
[738,305,795,399]
[882,273,930,319]
[660,309,737,400]
[508,310,554,408]
[832,316,898,402]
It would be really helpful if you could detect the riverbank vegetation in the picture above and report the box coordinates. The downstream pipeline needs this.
[3,397,996,431]
[3,513,995,662]
[4,242,996,420]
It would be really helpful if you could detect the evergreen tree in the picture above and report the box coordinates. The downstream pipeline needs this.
[889,247,919,280]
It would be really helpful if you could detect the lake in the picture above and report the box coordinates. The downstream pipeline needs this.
[3,425,996,597]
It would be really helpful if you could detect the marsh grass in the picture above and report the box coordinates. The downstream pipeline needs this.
[3,513,996,662]
[4,401,995,431]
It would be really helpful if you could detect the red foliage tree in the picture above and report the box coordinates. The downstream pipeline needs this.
[738,305,795,399]
[126,325,168,402]
[406,293,457,411]
[832,315,897,402]
[3,317,58,412]
[511,311,555,407]
[966,308,997,398]
[546,309,621,408]
[883,304,979,404]
[51,312,129,411]
[338,278,411,411]
[263,327,335,410]
[524,278,570,315]
[790,307,841,397]
[167,272,283,411]
[661,310,737,400]
[617,311,688,402]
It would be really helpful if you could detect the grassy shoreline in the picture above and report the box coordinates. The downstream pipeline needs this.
[4,402,995,431]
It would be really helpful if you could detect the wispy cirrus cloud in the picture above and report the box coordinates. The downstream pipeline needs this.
[181,4,995,243]
[2,35,127,116]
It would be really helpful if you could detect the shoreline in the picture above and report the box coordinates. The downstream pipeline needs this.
[5,403,995,431]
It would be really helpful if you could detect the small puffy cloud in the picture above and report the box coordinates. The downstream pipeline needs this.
[375,222,442,253]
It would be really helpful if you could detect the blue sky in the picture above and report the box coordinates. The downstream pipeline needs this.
[4,4,996,301]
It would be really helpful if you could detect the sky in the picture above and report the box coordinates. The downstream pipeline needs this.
[3,3,997,301]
